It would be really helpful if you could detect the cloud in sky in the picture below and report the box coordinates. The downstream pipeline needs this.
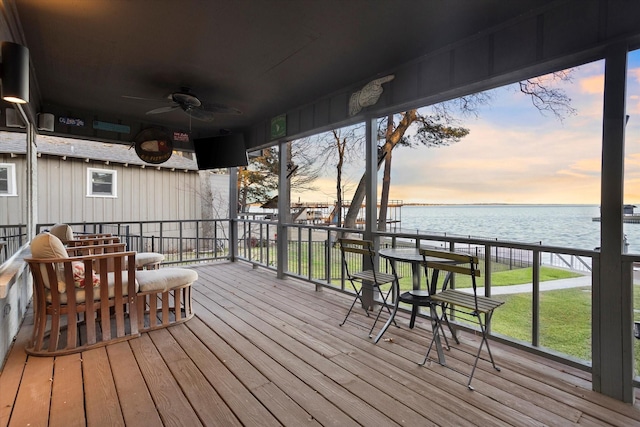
[292,51,640,205]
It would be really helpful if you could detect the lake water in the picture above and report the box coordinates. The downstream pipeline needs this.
[396,204,640,254]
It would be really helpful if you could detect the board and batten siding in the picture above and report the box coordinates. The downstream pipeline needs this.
[37,156,201,225]
[0,154,26,225]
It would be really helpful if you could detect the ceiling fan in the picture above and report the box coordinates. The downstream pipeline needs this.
[123,87,241,122]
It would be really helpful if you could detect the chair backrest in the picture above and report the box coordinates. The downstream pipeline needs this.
[66,243,126,257]
[338,238,376,277]
[419,248,481,296]
[419,249,480,274]
[49,223,74,244]
[30,232,69,292]
[66,236,121,247]
[75,233,113,240]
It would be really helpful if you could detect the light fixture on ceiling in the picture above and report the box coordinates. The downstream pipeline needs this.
[1,41,29,104]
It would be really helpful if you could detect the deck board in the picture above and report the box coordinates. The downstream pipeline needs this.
[49,354,85,427]
[167,323,282,427]
[106,341,163,427]
[83,348,125,426]
[9,354,52,427]
[0,314,33,427]
[2,261,640,426]
[147,328,242,426]
[129,334,203,427]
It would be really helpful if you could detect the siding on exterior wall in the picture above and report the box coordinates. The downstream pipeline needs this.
[210,173,230,218]
[33,156,201,224]
[0,154,26,225]
[0,155,202,224]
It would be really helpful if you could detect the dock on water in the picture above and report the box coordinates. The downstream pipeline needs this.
[592,204,640,223]
[592,215,640,223]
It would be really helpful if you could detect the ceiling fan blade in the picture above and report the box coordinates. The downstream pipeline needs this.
[204,103,242,115]
[185,108,216,122]
[146,105,180,115]
[122,95,172,103]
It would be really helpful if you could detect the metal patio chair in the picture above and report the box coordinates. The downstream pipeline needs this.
[338,238,399,338]
[420,248,504,390]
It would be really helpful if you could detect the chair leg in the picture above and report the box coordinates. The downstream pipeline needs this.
[340,282,367,327]
[439,308,460,345]
[409,306,419,328]
[421,303,447,366]
[367,285,397,338]
[466,312,500,390]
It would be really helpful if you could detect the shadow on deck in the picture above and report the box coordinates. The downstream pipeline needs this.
[2,261,640,426]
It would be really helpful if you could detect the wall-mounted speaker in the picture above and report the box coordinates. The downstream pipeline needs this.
[37,113,55,131]
[5,108,25,128]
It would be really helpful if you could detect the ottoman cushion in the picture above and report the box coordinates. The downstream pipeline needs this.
[136,268,198,293]
[136,252,165,268]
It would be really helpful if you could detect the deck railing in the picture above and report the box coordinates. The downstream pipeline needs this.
[0,225,27,264]
[249,221,640,388]
[4,219,640,387]
[36,220,231,265]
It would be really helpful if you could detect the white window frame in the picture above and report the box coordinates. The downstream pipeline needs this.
[87,167,117,198]
[0,163,17,196]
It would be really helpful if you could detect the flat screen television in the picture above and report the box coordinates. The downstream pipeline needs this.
[193,133,249,169]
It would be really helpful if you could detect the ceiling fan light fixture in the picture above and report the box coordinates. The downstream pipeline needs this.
[172,92,201,107]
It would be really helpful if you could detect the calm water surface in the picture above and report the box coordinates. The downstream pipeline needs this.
[397,204,640,254]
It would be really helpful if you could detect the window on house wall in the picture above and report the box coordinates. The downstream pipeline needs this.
[87,168,117,197]
[0,163,17,196]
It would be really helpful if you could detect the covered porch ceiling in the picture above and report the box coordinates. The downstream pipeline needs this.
[0,0,567,150]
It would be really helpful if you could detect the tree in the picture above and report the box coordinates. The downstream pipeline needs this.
[344,109,470,229]
[237,141,321,213]
[308,127,365,226]
[517,70,576,121]
[344,69,576,230]
[237,148,279,212]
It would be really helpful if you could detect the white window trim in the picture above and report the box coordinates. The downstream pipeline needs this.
[87,167,117,198]
[0,163,17,197]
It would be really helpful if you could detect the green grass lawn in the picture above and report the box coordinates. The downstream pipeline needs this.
[492,287,592,360]
[396,265,582,292]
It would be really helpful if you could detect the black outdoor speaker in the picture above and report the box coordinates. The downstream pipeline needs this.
[193,133,249,170]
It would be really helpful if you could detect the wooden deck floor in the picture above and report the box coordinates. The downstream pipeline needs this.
[2,261,640,426]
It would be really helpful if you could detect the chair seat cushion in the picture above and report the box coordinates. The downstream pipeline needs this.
[46,271,138,304]
[136,268,198,293]
[135,252,165,268]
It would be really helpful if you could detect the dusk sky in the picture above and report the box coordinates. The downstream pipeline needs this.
[292,49,640,205]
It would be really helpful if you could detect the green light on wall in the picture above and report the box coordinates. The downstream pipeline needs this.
[270,114,286,140]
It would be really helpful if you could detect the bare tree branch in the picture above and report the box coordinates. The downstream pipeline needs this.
[518,70,576,121]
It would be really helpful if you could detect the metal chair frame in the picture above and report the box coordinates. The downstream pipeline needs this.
[338,238,399,338]
[420,248,504,390]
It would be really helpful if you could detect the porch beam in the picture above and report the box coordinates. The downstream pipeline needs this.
[595,42,633,402]
[228,167,238,262]
[361,116,378,308]
[277,140,290,279]
[26,122,37,239]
